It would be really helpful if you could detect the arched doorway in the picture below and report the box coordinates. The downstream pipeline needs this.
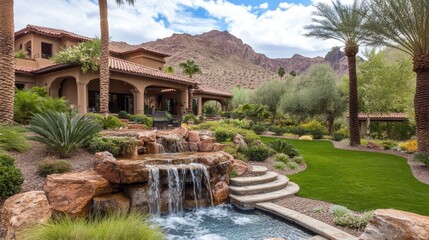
[144,86,182,116]
[50,76,78,108]
[87,79,137,114]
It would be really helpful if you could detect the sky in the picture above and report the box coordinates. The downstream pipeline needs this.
[14,0,354,58]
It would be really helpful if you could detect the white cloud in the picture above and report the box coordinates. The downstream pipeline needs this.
[14,0,351,58]
[258,3,269,9]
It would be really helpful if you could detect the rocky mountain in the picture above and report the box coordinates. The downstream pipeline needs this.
[142,30,348,91]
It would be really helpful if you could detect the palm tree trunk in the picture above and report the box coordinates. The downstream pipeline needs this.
[345,45,360,146]
[413,55,429,152]
[0,0,15,125]
[99,0,110,114]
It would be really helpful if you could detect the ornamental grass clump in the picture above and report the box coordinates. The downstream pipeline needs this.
[23,211,164,240]
[28,111,101,158]
[413,152,429,167]
[329,205,374,229]
[0,126,29,153]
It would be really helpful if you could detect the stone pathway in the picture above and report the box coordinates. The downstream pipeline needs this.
[229,166,300,210]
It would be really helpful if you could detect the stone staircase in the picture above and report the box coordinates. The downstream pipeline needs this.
[229,165,300,209]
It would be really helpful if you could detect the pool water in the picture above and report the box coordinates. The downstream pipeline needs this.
[151,204,313,240]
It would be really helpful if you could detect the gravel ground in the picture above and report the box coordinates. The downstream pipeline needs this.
[273,196,364,237]
[1,141,96,239]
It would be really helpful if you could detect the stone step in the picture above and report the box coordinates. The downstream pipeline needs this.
[229,175,289,195]
[250,165,268,176]
[230,182,300,210]
[230,171,278,186]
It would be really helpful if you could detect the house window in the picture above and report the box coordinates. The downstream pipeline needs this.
[15,83,25,90]
[41,42,53,59]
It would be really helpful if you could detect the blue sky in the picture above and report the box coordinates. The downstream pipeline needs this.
[14,0,351,58]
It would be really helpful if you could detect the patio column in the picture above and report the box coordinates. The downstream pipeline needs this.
[131,89,144,114]
[198,96,203,115]
[188,87,194,112]
[77,82,88,115]
[180,89,188,116]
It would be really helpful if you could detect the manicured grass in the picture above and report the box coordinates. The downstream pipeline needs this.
[261,137,429,216]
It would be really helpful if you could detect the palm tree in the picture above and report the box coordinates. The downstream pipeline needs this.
[278,67,286,78]
[98,0,135,114]
[364,0,429,151]
[0,0,15,124]
[179,60,202,78]
[305,0,367,146]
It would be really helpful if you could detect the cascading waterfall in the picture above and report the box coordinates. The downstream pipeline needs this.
[167,167,183,214]
[147,167,161,217]
[146,163,214,216]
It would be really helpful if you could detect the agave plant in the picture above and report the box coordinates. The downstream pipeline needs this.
[268,139,300,158]
[28,111,101,158]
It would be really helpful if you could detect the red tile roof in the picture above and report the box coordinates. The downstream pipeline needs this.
[110,57,196,85]
[15,25,169,57]
[15,25,90,41]
[194,85,233,98]
[357,113,408,121]
[110,42,170,57]
[15,65,37,74]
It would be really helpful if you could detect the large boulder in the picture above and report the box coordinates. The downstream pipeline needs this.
[44,171,113,218]
[172,126,188,139]
[123,184,150,212]
[232,159,251,176]
[212,181,229,205]
[138,130,157,143]
[213,143,227,151]
[198,138,215,152]
[145,142,165,154]
[91,193,130,215]
[187,131,201,143]
[94,152,149,184]
[2,191,52,240]
[189,142,199,152]
[359,209,429,240]
[233,134,247,147]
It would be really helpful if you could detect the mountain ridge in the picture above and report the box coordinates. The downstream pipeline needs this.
[141,30,348,91]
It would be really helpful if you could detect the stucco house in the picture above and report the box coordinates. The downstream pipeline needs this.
[14,25,232,116]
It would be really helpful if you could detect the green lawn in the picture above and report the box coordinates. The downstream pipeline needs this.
[261,137,429,216]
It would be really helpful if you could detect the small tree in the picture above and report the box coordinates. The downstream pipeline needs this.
[179,60,202,78]
[278,67,286,78]
[252,80,288,123]
[280,64,346,135]
[289,71,297,77]
[164,66,174,74]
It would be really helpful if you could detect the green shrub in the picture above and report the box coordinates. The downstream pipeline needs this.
[0,155,24,199]
[129,114,153,127]
[269,126,287,136]
[28,111,101,158]
[0,155,15,166]
[287,126,307,136]
[220,119,251,129]
[379,140,398,150]
[268,139,300,158]
[117,111,129,119]
[245,145,271,161]
[251,124,267,135]
[300,120,328,139]
[86,114,124,130]
[329,205,374,229]
[23,211,164,240]
[52,39,101,73]
[37,159,72,177]
[413,152,429,167]
[14,88,69,124]
[333,128,349,141]
[0,126,29,153]
[182,113,199,124]
[215,127,234,142]
[275,153,290,164]
[229,167,239,178]
[225,145,247,161]
[287,161,299,169]
[15,49,26,59]
[86,137,137,158]
[292,156,305,165]
[313,207,324,213]
[273,161,287,170]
